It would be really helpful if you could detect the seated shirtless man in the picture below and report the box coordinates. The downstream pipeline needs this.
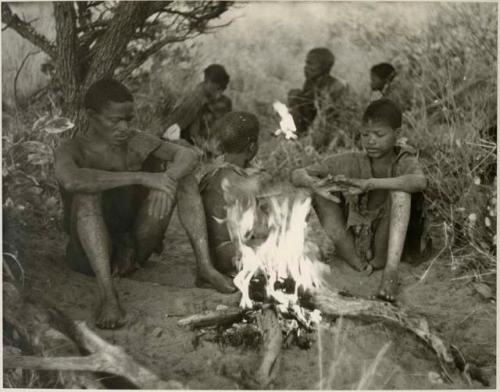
[55,79,235,329]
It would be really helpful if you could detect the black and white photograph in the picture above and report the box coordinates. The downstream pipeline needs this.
[1,1,497,389]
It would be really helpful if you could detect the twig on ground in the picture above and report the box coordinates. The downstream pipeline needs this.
[419,222,448,282]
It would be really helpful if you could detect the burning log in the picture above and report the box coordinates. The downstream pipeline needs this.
[255,307,282,388]
[177,306,245,328]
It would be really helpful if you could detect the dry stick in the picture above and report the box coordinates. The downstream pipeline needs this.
[419,222,448,282]
[73,321,183,389]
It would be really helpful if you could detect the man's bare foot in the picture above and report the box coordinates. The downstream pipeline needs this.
[196,268,237,293]
[369,256,386,270]
[112,246,138,277]
[374,270,399,303]
[95,294,126,329]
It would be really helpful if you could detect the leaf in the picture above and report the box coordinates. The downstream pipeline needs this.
[27,153,51,166]
[472,282,493,300]
[163,124,181,141]
[43,117,74,134]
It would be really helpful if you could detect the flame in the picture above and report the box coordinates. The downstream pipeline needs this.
[223,186,323,309]
[273,101,297,140]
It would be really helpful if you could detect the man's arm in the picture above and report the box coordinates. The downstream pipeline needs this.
[54,143,171,194]
[151,141,201,181]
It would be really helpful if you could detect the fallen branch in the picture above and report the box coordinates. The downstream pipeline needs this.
[3,281,182,389]
[178,307,245,328]
[314,287,454,365]
[3,282,103,388]
[313,286,465,382]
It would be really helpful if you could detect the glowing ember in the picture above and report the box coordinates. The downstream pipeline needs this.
[222,186,323,310]
[273,101,297,140]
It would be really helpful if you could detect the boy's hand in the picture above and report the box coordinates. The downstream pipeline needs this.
[147,189,175,220]
[312,178,343,203]
[332,176,371,195]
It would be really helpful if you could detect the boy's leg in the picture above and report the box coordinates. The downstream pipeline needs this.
[375,191,411,302]
[72,193,125,329]
[176,175,236,293]
[312,194,368,272]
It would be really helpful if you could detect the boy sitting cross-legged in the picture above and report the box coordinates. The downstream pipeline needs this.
[291,98,427,301]
[199,111,275,278]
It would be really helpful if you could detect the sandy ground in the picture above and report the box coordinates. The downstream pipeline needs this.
[6,204,496,390]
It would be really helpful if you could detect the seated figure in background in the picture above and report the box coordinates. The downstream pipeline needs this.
[162,64,232,147]
[287,47,347,151]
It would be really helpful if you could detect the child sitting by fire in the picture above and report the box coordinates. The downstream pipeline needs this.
[291,98,427,302]
[199,111,277,280]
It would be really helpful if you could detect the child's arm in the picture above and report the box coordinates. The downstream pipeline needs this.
[291,168,342,202]
[336,174,427,194]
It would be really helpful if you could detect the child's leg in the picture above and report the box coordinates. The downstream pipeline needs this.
[176,175,237,293]
[375,191,411,301]
[312,194,368,271]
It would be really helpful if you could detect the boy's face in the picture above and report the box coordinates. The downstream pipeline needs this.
[304,56,325,80]
[89,100,135,145]
[370,72,385,91]
[204,80,225,102]
[360,121,397,159]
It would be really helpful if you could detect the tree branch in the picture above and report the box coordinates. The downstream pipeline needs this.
[1,3,56,58]
[117,32,196,80]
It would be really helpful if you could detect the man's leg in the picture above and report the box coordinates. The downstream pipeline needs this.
[133,191,174,267]
[73,193,125,329]
[312,194,368,272]
[375,191,411,302]
[176,175,236,293]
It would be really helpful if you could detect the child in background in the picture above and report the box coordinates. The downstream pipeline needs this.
[370,62,412,111]
[291,98,427,301]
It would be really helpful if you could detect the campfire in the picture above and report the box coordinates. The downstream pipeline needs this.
[178,183,473,388]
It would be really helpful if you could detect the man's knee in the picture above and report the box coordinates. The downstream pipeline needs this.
[73,193,103,216]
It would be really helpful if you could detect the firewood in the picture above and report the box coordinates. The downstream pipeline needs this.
[178,307,245,328]
[313,287,461,381]
[255,307,282,388]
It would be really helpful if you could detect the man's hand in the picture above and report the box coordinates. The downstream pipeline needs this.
[147,189,175,220]
[142,172,178,196]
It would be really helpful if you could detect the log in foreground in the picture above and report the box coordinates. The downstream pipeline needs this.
[255,307,282,388]
[3,281,182,389]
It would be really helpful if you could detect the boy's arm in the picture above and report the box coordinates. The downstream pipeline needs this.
[335,174,426,195]
[347,175,427,194]
[54,143,173,194]
[160,88,207,138]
